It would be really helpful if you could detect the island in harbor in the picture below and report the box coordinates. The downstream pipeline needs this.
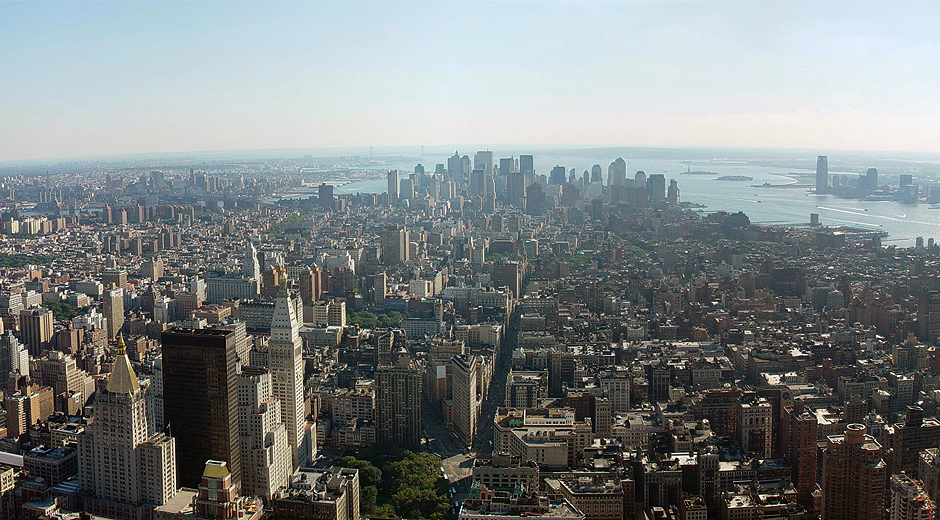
[715,175,754,181]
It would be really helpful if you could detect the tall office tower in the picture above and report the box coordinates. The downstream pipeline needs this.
[474,150,493,175]
[102,268,129,290]
[648,174,667,202]
[548,166,566,185]
[399,176,416,200]
[599,372,630,414]
[736,397,773,457]
[499,157,514,177]
[508,171,526,208]
[0,331,29,385]
[447,152,464,181]
[784,402,818,509]
[816,155,829,194]
[299,267,322,305]
[469,168,485,197]
[103,287,125,340]
[460,155,471,181]
[237,366,290,503]
[866,168,879,189]
[607,157,627,186]
[821,424,886,520]
[451,354,479,447]
[382,227,408,266]
[78,335,177,517]
[142,258,164,280]
[919,291,940,344]
[243,242,261,280]
[161,328,241,492]
[890,473,936,520]
[19,307,53,356]
[887,406,940,477]
[591,164,602,183]
[373,271,386,307]
[634,170,647,188]
[318,183,334,210]
[377,331,394,367]
[519,154,534,175]
[667,179,680,205]
[375,359,422,447]
[387,170,400,206]
[269,292,312,470]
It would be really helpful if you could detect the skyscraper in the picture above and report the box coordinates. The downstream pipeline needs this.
[382,227,408,266]
[890,473,936,520]
[79,335,177,518]
[161,328,241,491]
[474,150,493,175]
[451,354,479,447]
[508,171,526,208]
[784,402,817,509]
[103,287,124,340]
[498,157,514,176]
[318,183,334,210]
[19,307,53,356]
[375,359,421,447]
[816,155,829,194]
[647,174,667,203]
[387,170,400,206]
[268,292,312,470]
[243,242,261,280]
[866,168,879,190]
[591,164,602,184]
[447,151,464,182]
[549,166,567,185]
[519,155,534,175]
[237,366,291,502]
[821,423,886,520]
[608,158,627,186]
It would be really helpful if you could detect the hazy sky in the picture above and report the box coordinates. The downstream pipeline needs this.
[2,1,939,162]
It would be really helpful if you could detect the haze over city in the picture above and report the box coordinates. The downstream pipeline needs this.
[3,3,940,520]
[4,1,940,162]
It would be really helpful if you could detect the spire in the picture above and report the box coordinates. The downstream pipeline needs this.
[107,333,140,394]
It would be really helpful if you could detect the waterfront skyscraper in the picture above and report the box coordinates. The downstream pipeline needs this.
[78,335,177,518]
[549,166,567,185]
[161,328,241,491]
[821,423,886,520]
[648,173,667,203]
[816,155,829,194]
[375,359,422,447]
[608,157,627,186]
[387,170,400,206]
[268,292,312,470]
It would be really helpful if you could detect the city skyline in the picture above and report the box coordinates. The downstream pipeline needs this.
[4,2,940,161]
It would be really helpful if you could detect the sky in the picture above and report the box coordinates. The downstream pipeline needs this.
[2,1,940,162]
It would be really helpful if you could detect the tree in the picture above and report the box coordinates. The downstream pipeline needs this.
[360,485,378,514]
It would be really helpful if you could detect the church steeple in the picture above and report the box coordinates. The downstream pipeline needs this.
[107,333,140,394]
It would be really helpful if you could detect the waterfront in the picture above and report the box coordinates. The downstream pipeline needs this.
[333,155,940,247]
